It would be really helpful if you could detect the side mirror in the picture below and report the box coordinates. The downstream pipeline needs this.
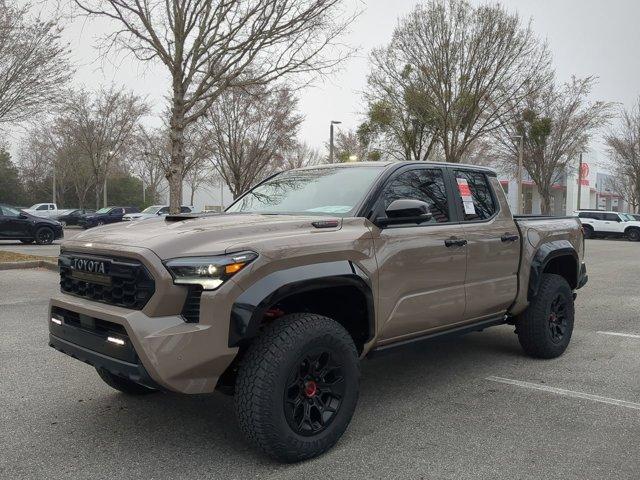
[375,199,433,227]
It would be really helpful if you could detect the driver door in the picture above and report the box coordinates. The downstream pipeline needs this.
[371,166,468,344]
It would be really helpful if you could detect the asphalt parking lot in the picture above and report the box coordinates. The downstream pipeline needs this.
[0,240,638,479]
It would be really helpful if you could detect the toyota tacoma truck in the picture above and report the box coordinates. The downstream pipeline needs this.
[48,161,587,462]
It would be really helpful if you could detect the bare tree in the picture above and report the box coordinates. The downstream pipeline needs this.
[206,84,303,198]
[605,168,639,213]
[359,44,439,162]
[0,1,73,124]
[74,0,354,212]
[56,87,149,208]
[606,98,640,214]
[282,141,322,170]
[494,76,613,214]
[383,0,551,163]
[128,130,168,205]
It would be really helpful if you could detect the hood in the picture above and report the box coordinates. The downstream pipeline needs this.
[62,213,343,259]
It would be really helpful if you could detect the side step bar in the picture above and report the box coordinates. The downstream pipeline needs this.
[367,315,508,358]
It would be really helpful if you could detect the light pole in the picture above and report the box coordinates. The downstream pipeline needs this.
[511,135,524,215]
[329,120,341,163]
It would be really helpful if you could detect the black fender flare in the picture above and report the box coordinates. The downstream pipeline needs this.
[229,261,374,347]
[528,240,579,300]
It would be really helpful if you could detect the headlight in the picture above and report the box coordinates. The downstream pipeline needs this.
[164,251,258,290]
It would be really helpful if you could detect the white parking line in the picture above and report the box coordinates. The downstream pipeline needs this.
[486,376,640,411]
[596,331,640,339]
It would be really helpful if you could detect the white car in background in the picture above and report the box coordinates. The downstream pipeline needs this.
[575,210,640,241]
[23,203,71,218]
[123,205,194,221]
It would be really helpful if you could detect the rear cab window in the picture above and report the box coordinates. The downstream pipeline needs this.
[453,170,497,221]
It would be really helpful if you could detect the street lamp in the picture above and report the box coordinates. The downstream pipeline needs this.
[103,149,115,207]
[329,120,341,163]
[511,135,524,215]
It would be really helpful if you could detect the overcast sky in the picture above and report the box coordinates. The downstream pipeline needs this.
[9,0,640,164]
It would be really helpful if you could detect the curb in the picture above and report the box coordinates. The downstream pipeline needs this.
[0,260,59,272]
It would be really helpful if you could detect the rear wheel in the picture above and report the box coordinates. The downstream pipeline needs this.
[235,313,359,463]
[582,224,594,239]
[35,227,54,245]
[96,368,158,395]
[626,228,640,242]
[516,274,574,359]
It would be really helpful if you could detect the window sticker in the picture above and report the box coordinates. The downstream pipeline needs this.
[456,178,476,215]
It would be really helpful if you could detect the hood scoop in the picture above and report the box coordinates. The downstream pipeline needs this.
[164,214,201,222]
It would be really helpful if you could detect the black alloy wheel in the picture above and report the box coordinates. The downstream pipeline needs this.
[35,227,54,245]
[284,350,345,436]
[548,294,568,343]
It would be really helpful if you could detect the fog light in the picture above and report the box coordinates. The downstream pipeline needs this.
[107,336,125,346]
[51,317,62,325]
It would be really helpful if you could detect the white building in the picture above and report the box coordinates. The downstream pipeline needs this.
[498,150,627,215]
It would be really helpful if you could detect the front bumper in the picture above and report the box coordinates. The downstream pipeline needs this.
[49,294,240,394]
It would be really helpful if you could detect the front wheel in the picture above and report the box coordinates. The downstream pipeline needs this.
[35,227,54,245]
[235,313,360,463]
[626,228,640,242]
[516,273,574,359]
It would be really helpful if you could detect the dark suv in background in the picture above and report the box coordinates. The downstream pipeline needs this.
[79,207,140,229]
[0,204,64,244]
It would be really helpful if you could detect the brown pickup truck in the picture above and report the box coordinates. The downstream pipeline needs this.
[49,161,587,462]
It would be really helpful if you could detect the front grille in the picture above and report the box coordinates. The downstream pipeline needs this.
[59,253,155,310]
[181,286,203,323]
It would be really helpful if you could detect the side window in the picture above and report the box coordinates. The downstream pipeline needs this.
[36,205,48,211]
[604,213,619,221]
[380,168,450,223]
[159,207,170,214]
[454,171,496,221]
[180,206,191,213]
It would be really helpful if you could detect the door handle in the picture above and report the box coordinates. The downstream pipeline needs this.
[445,237,467,247]
[500,233,519,242]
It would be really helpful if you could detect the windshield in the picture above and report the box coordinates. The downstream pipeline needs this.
[3,206,21,216]
[227,166,385,216]
[95,207,110,214]
[141,206,163,214]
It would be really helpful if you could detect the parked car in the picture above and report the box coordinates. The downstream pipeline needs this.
[630,213,640,221]
[79,206,140,229]
[575,210,640,241]
[56,209,96,227]
[123,205,193,221]
[0,204,64,244]
[23,203,61,218]
[49,161,587,462]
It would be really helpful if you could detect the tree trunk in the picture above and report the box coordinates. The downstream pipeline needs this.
[190,186,195,206]
[540,186,552,215]
[168,80,186,214]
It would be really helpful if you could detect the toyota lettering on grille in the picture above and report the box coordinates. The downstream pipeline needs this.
[71,258,109,275]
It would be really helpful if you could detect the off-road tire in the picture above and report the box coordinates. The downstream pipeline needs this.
[626,228,640,242]
[234,313,360,463]
[96,368,158,395]
[35,227,54,245]
[582,224,594,239]
[516,273,574,359]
